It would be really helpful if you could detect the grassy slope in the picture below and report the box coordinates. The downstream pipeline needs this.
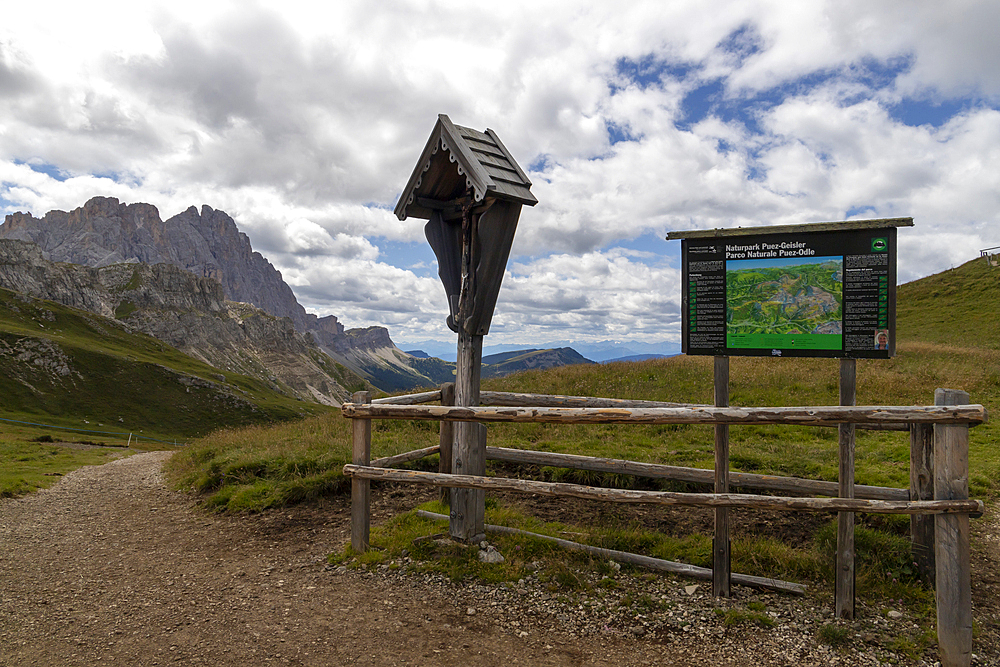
[166,255,1000,510]
[0,437,131,497]
[0,287,334,442]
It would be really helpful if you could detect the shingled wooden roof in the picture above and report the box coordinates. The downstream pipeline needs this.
[394,114,537,221]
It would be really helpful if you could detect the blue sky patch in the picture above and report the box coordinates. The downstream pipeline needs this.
[890,97,970,128]
[529,154,553,173]
[600,232,681,268]
[606,120,642,145]
[678,78,725,130]
[377,238,438,277]
[612,55,695,93]
[17,160,69,182]
[846,205,878,218]
[717,24,763,67]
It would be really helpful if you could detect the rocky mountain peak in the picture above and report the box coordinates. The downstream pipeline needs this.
[0,197,449,393]
[0,196,326,333]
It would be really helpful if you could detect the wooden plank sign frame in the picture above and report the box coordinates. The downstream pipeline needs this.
[668,218,912,359]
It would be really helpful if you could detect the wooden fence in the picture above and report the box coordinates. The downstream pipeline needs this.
[347,385,986,667]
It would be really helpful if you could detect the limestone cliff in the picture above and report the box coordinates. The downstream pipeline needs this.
[0,240,364,405]
[0,196,336,333]
[0,197,447,392]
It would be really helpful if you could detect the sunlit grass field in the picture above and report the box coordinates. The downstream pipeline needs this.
[165,337,1000,513]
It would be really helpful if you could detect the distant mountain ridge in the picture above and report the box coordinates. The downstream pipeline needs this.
[0,197,603,393]
[0,197,327,332]
[398,339,680,363]
[0,197,451,392]
[0,239,364,404]
[481,347,594,376]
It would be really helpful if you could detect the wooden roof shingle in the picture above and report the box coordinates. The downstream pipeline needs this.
[394,114,537,221]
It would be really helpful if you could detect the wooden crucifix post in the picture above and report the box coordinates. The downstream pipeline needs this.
[450,195,487,543]
[394,117,536,542]
[713,355,731,597]
[836,358,856,619]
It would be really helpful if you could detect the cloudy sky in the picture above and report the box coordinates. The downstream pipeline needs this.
[2,1,999,352]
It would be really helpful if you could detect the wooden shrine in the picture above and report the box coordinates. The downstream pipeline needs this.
[394,114,537,541]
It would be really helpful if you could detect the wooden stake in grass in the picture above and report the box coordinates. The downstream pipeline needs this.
[351,391,371,553]
[934,388,972,667]
[439,382,455,505]
[910,422,935,584]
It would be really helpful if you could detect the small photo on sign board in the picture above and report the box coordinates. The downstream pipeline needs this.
[677,223,901,359]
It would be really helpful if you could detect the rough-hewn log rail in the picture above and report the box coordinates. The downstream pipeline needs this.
[370,445,441,469]
[371,390,442,405]
[357,443,910,501]
[364,391,911,429]
[480,391,708,409]
[341,403,988,427]
[485,446,909,501]
[342,466,985,516]
[415,510,807,595]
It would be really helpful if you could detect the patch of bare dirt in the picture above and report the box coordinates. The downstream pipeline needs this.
[0,452,997,666]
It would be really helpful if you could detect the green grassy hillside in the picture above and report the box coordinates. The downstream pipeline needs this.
[0,287,334,443]
[167,256,1000,511]
[897,255,1000,349]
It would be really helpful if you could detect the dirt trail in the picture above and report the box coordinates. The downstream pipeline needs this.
[0,452,997,666]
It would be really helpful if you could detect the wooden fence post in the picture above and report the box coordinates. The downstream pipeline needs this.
[713,356,731,597]
[439,382,456,505]
[351,390,372,552]
[910,423,935,584]
[934,388,972,667]
[451,331,486,543]
[836,358,856,619]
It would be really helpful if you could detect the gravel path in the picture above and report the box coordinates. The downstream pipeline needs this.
[0,452,997,666]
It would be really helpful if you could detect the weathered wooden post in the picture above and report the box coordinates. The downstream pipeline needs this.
[394,115,536,541]
[910,422,935,583]
[351,390,372,552]
[438,382,455,504]
[836,358,856,619]
[934,388,972,667]
[713,356,731,597]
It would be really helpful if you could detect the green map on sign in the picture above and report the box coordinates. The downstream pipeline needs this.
[726,257,843,339]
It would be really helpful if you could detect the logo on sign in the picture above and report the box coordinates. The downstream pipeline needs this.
[871,237,888,252]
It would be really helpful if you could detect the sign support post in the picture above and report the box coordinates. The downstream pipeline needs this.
[713,355,731,597]
[836,358,856,619]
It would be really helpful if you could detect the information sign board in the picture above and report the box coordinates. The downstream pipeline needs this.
[681,226,897,358]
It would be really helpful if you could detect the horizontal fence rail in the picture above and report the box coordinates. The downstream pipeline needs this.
[485,446,910,501]
[370,444,442,469]
[363,443,910,501]
[342,403,988,427]
[343,466,984,516]
[371,389,443,405]
[480,391,708,409]
[367,390,912,430]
